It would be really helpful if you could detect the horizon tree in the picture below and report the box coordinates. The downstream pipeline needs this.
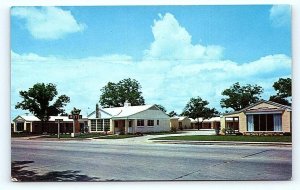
[154,104,167,113]
[168,111,178,117]
[269,77,291,106]
[181,97,219,130]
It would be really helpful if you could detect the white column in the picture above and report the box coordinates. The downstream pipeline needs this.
[102,119,105,132]
[125,120,129,134]
[110,119,114,134]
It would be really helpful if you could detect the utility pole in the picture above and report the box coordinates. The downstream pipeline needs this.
[55,119,63,139]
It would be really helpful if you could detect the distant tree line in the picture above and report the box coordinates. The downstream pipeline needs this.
[15,77,291,131]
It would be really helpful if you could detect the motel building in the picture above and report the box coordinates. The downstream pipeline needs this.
[220,100,292,135]
[87,102,170,134]
[12,115,88,134]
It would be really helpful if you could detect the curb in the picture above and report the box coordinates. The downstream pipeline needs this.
[152,140,292,146]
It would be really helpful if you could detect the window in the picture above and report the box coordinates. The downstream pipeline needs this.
[179,122,182,128]
[104,119,110,131]
[253,115,260,131]
[129,121,132,127]
[259,114,267,131]
[137,120,144,126]
[247,114,281,132]
[16,123,24,131]
[91,120,96,131]
[157,120,159,125]
[267,115,274,131]
[147,120,154,126]
[97,119,103,131]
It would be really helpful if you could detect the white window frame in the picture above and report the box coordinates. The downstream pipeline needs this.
[137,119,144,126]
[147,120,154,126]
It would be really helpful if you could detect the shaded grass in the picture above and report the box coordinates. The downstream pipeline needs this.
[11,133,37,138]
[150,135,292,142]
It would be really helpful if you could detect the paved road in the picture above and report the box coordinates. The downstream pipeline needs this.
[11,139,292,181]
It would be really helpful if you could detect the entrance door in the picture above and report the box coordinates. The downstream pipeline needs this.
[26,123,31,132]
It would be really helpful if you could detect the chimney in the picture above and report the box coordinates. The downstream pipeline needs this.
[96,104,99,118]
[124,100,131,107]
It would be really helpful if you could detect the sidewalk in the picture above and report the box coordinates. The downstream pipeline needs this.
[151,140,292,146]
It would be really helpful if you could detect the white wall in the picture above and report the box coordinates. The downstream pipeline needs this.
[127,109,170,133]
[134,119,170,133]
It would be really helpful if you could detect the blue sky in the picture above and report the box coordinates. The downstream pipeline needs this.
[11,5,291,118]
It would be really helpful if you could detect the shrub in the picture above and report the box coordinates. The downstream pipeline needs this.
[171,125,177,132]
[135,132,143,136]
[215,128,220,135]
[221,128,226,134]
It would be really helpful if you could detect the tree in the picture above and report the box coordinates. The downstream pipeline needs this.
[220,82,263,111]
[269,78,291,106]
[168,111,178,117]
[15,83,70,132]
[181,97,219,130]
[71,107,81,115]
[154,104,167,112]
[99,78,145,107]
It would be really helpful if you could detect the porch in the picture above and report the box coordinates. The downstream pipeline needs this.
[225,117,239,134]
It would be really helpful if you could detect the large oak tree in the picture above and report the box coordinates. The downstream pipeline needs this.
[15,83,70,131]
[220,82,263,111]
[99,78,145,107]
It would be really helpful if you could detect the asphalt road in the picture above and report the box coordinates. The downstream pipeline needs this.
[11,139,292,181]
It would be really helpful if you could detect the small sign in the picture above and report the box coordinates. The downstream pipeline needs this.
[68,114,82,120]
[55,119,64,122]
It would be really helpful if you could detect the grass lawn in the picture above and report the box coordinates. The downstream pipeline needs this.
[46,133,106,139]
[93,134,139,139]
[150,135,292,142]
[11,133,36,138]
[143,131,179,135]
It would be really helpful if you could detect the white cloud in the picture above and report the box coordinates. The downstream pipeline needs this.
[144,13,223,62]
[11,6,85,40]
[11,13,291,119]
[269,5,291,27]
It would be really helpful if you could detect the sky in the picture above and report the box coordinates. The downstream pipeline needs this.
[10,5,291,119]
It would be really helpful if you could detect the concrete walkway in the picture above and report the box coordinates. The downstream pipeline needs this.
[91,129,216,145]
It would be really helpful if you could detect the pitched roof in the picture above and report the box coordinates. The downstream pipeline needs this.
[88,104,168,119]
[13,115,80,122]
[18,115,40,122]
[203,117,220,122]
[48,116,73,122]
[104,105,154,118]
[178,116,189,121]
[222,100,292,116]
